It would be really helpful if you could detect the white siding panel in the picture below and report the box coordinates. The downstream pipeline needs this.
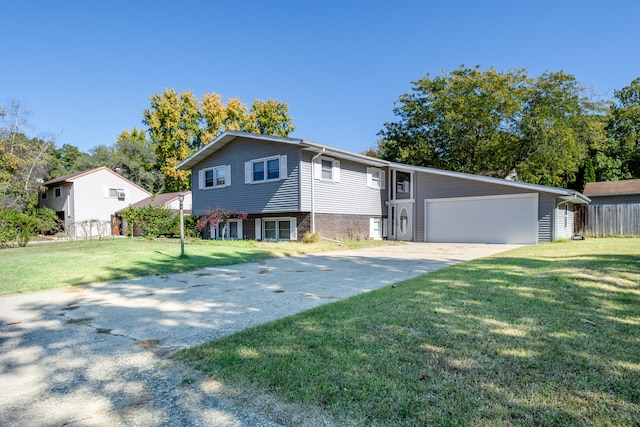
[555,203,574,240]
[304,152,385,216]
[255,218,262,240]
[425,193,538,244]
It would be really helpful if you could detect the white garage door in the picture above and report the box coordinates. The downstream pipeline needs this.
[425,193,538,244]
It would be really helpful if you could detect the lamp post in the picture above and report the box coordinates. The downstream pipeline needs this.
[178,191,185,258]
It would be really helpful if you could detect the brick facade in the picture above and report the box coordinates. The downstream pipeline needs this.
[315,213,381,240]
[241,212,382,241]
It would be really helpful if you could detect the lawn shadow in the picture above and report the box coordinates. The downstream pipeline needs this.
[177,249,640,425]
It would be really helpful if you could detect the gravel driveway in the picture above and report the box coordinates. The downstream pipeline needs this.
[0,243,520,426]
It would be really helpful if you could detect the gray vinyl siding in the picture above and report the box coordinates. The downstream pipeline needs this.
[537,193,555,242]
[300,151,386,215]
[190,137,301,215]
[415,172,541,242]
[300,155,312,211]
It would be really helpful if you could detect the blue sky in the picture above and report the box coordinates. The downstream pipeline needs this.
[2,0,639,154]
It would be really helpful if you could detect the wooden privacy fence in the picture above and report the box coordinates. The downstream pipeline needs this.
[579,204,640,237]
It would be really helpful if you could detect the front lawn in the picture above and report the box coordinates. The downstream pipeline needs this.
[0,237,392,295]
[176,238,640,426]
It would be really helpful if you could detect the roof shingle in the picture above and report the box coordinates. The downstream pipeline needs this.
[583,179,640,196]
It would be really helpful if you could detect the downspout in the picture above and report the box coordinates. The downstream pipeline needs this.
[310,148,325,233]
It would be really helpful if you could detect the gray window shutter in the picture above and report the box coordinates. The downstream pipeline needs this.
[380,170,386,190]
[198,170,204,190]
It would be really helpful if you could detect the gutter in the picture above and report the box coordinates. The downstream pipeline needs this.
[310,148,325,233]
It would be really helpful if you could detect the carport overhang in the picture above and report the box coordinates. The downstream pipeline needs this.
[556,192,591,206]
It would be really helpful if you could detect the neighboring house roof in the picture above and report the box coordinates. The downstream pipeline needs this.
[43,166,151,195]
[176,131,589,204]
[583,179,640,197]
[118,191,192,212]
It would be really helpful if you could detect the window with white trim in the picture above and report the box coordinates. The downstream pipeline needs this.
[261,217,297,241]
[105,188,126,200]
[321,159,332,180]
[367,167,385,190]
[245,155,287,184]
[199,165,230,189]
[396,171,410,194]
[54,187,63,198]
[314,156,340,182]
[211,218,242,240]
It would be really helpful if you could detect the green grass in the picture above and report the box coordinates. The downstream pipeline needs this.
[0,237,393,295]
[175,238,640,426]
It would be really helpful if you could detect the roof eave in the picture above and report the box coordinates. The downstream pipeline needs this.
[300,140,389,166]
[176,131,303,170]
[584,191,640,197]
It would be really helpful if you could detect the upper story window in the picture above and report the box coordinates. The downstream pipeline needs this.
[367,167,385,190]
[321,159,332,180]
[41,190,48,200]
[245,155,287,184]
[199,165,230,189]
[396,171,411,194]
[314,156,340,183]
[106,188,126,200]
[54,187,63,198]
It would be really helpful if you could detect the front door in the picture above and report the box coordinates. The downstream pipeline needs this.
[392,201,413,241]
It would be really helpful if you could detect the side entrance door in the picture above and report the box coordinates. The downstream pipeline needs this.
[391,201,413,241]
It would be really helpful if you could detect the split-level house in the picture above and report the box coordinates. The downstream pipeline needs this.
[40,167,151,238]
[176,131,590,244]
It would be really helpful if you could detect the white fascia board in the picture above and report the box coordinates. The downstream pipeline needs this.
[425,192,539,204]
[301,140,389,167]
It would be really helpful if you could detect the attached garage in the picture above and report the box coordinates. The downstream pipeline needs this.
[424,193,539,244]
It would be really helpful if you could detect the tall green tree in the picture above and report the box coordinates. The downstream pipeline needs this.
[516,71,604,187]
[378,66,529,174]
[607,77,640,178]
[378,66,604,188]
[114,128,162,192]
[45,143,89,179]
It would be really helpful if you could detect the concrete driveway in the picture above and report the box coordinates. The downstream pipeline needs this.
[0,243,520,426]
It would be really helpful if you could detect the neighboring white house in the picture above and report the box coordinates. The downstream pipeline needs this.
[40,167,151,238]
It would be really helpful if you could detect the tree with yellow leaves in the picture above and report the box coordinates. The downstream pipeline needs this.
[143,89,294,192]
